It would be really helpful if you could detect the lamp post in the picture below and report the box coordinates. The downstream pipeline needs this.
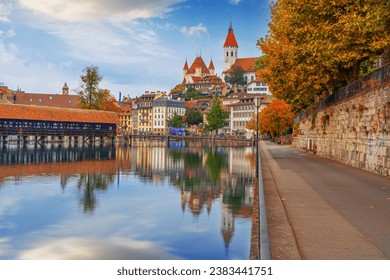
[254,95,271,259]
[254,96,262,179]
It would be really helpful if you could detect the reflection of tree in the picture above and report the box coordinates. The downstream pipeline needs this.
[76,173,114,213]
[184,151,202,168]
[223,187,245,212]
[205,148,228,184]
[169,149,182,163]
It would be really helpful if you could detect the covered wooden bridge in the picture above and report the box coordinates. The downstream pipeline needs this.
[0,104,118,144]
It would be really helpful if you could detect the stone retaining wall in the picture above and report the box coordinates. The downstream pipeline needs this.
[292,86,390,176]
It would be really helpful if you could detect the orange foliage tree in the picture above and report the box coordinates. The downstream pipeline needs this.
[247,99,295,140]
[102,90,121,113]
[258,0,390,114]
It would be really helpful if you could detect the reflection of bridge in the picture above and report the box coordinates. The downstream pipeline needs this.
[120,134,254,147]
[0,144,116,165]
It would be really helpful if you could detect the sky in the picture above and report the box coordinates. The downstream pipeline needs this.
[0,0,271,99]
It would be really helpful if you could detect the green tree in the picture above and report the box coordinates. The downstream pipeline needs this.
[204,95,229,135]
[168,113,183,128]
[185,109,203,125]
[258,0,390,114]
[77,66,107,110]
[185,87,201,101]
[254,56,265,71]
[224,66,246,87]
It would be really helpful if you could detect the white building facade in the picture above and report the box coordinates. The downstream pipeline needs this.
[152,96,186,134]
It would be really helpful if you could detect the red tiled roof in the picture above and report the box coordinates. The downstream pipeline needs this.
[0,104,118,124]
[223,25,238,47]
[14,91,80,108]
[224,57,258,73]
[185,100,197,109]
[187,56,210,75]
[119,104,132,112]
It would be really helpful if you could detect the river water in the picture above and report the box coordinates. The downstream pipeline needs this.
[0,142,256,260]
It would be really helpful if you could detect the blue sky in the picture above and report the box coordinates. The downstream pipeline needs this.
[0,0,271,99]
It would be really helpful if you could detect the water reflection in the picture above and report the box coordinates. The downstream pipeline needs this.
[0,143,256,259]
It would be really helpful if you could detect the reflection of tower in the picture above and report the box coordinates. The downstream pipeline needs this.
[189,192,201,216]
[181,190,192,212]
[220,194,235,251]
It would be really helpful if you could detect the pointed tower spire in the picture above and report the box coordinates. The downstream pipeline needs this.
[183,58,189,79]
[224,22,238,47]
[183,59,189,71]
[209,58,215,70]
[208,58,215,75]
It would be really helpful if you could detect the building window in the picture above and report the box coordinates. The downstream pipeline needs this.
[226,51,229,57]
[68,100,72,103]
[251,76,254,81]
[29,98,33,102]
[49,96,53,100]
[231,51,233,57]
[38,98,42,103]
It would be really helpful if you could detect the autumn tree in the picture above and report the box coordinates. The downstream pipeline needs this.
[247,99,294,141]
[171,84,185,99]
[258,0,390,114]
[204,95,229,135]
[102,90,121,113]
[78,66,107,110]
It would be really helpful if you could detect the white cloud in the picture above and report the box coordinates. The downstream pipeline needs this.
[0,1,13,22]
[18,237,181,259]
[0,0,188,96]
[0,29,16,38]
[181,23,208,37]
[229,0,242,5]
[18,0,185,22]
[0,41,20,64]
[0,39,77,93]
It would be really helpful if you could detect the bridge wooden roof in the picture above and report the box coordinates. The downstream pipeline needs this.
[0,104,118,124]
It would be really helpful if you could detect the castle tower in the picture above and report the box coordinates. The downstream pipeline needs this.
[62,82,69,95]
[183,59,189,78]
[223,22,239,72]
[208,58,215,76]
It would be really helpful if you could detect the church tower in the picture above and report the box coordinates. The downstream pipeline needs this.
[223,22,239,72]
[62,82,69,95]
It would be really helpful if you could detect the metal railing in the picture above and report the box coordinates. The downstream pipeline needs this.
[295,63,390,123]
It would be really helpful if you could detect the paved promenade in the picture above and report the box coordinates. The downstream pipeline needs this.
[260,141,390,260]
